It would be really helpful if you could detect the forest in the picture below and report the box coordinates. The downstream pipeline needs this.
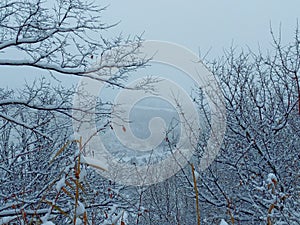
[0,0,299,224]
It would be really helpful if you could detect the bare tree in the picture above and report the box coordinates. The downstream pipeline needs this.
[0,0,145,79]
[197,26,300,224]
[0,0,150,129]
[0,0,149,224]
[2,1,299,224]
[128,26,300,225]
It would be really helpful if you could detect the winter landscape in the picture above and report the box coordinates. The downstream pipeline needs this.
[0,0,300,224]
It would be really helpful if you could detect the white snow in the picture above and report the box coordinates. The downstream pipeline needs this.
[79,166,87,182]
[194,169,200,180]
[55,175,65,192]
[266,173,277,185]
[81,156,108,171]
[0,216,18,225]
[220,219,229,225]
[75,218,83,225]
[76,201,86,216]
[41,221,55,225]
[68,132,81,141]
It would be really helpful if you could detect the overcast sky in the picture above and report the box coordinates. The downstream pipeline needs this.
[1,0,300,88]
[104,0,300,56]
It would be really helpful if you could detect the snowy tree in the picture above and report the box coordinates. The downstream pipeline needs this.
[124,27,300,225]
[0,80,142,224]
[1,1,300,224]
[0,0,146,79]
[196,26,300,224]
[0,0,149,224]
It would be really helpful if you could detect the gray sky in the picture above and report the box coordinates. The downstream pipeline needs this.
[104,0,300,56]
[1,0,300,88]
